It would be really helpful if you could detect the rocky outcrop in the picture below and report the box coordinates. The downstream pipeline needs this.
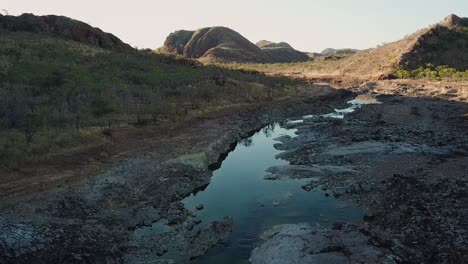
[299,14,468,80]
[163,28,309,63]
[163,27,268,63]
[438,14,468,29]
[257,40,309,63]
[0,13,132,51]
[398,14,468,70]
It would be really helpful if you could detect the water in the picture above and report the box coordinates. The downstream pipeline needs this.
[183,125,362,263]
[143,95,380,263]
[184,123,366,263]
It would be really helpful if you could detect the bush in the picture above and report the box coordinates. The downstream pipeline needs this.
[395,64,466,80]
[395,68,411,78]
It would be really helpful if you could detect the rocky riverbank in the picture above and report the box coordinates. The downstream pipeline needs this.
[251,92,468,263]
[0,86,352,263]
[1,82,466,263]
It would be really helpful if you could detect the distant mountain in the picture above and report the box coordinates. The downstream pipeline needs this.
[164,27,269,63]
[320,48,359,56]
[163,28,309,63]
[305,52,323,59]
[0,13,132,52]
[256,40,292,49]
[256,40,309,63]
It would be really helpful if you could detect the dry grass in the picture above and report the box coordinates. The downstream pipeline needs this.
[215,28,432,81]
[0,128,109,170]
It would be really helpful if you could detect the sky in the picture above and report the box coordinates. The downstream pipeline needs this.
[1,0,467,52]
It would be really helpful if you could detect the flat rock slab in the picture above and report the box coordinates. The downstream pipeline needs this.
[250,223,396,264]
[264,165,356,180]
[326,142,453,156]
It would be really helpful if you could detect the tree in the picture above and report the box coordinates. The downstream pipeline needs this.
[90,96,114,129]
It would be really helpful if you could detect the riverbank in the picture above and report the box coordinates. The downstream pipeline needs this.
[251,92,468,263]
[0,85,346,263]
[1,81,467,263]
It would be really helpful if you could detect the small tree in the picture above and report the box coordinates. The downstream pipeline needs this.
[90,96,114,129]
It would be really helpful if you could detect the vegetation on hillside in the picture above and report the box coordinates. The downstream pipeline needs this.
[395,64,468,79]
[0,32,303,169]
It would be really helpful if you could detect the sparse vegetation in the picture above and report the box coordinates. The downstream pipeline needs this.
[395,64,468,79]
[0,32,305,169]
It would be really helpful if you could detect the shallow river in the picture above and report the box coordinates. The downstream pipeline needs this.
[182,96,380,263]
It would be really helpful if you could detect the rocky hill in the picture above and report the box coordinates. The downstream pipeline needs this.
[321,48,359,56]
[307,14,468,80]
[256,40,292,49]
[164,27,269,63]
[163,28,309,63]
[398,14,468,70]
[0,13,132,51]
[256,40,309,63]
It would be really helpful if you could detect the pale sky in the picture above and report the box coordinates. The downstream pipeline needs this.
[1,0,467,52]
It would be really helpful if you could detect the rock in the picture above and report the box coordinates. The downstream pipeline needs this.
[263,174,280,180]
[195,204,204,211]
[250,223,395,264]
[187,217,233,259]
[333,186,349,196]
[363,212,376,222]
[334,182,372,196]
[265,165,355,180]
[166,202,189,225]
[156,244,168,256]
[301,181,319,192]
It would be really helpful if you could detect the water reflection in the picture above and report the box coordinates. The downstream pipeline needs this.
[184,119,363,263]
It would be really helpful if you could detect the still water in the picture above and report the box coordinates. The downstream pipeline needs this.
[185,121,364,263]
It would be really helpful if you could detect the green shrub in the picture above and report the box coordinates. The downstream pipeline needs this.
[395,68,411,78]
[395,64,466,80]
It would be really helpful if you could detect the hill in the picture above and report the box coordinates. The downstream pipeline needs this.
[325,14,468,79]
[163,28,309,63]
[163,27,269,63]
[0,14,301,170]
[0,13,132,52]
[256,40,309,63]
[399,14,468,71]
[320,48,359,56]
[256,40,293,49]
[224,14,468,82]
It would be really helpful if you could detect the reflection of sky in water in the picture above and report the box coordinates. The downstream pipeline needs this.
[322,94,382,119]
[139,96,376,263]
[184,123,363,264]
